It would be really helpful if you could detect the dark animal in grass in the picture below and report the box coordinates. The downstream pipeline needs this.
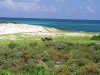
[45,37,52,42]
[41,37,52,42]
[41,38,46,42]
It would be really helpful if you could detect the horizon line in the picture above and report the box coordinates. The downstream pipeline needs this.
[0,17,100,21]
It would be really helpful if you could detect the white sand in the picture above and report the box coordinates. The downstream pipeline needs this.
[0,23,47,34]
[0,23,93,37]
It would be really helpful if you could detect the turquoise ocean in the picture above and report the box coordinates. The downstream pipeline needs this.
[0,17,100,32]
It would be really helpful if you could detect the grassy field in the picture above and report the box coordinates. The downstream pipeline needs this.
[0,30,100,75]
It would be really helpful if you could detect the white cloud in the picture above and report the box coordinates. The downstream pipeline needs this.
[43,6,49,12]
[56,0,67,3]
[87,0,100,2]
[0,0,40,12]
[0,0,57,12]
[1,0,16,10]
[51,5,57,12]
[13,0,41,3]
[42,5,57,12]
[86,6,95,13]
[80,0,100,3]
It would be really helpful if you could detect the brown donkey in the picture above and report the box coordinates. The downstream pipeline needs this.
[45,37,52,42]
[41,37,52,42]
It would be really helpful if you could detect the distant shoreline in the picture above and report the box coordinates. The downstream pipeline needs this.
[0,19,100,32]
[0,17,100,21]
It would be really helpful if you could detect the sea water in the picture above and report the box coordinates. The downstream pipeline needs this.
[0,17,100,32]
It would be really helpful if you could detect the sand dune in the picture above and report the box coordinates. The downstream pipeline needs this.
[0,23,47,34]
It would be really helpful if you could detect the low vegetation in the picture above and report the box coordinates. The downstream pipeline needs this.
[0,32,100,75]
[91,34,100,40]
[0,20,20,24]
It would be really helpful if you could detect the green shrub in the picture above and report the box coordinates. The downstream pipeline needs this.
[2,61,12,69]
[8,42,19,49]
[68,64,78,72]
[79,63,100,75]
[45,42,54,47]
[23,63,37,73]
[56,67,71,75]
[0,59,4,66]
[0,20,8,23]
[47,60,55,68]
[48,50,69,62]
[40,53,51,62]
[91,34,100,40]
[75,58,88,66]
[93,51,100,63]
[29,42,38,48]
[54,43,70,50]
[15,45,30,51]
[21,50,32,63]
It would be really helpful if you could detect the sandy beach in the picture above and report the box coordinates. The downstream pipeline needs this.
[0,23,94,38]
[0,23,47,34]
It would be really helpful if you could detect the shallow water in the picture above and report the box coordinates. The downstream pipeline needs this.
[0,17,100,32]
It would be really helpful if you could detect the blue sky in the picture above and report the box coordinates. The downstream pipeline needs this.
[0,0,100,20]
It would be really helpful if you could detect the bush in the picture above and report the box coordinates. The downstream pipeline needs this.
[48,50,69,62]
[68,64,78,72]
[21,50,32,63]
[23,63,37,73]
[47,60,55,68]
[54,43,70,50]
[8,42,19,49]
[75,58,88,66]
[33,53,51,62]
[56,67,71,75]
[0,59,4,66]
[0,21,8,23]
[29,42,38,48]
[91,34,100,40]
[93,51,100,63]
[45,42,54,47]
[15,45,30,51]
[79,63,100,75]
[40,53,51,62]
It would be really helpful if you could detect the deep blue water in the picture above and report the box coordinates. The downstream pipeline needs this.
[0,17,100,32]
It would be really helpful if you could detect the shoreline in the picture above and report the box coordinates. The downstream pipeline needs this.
[0,23,98,38]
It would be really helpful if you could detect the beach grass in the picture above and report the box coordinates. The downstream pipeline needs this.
[0,23,100,75]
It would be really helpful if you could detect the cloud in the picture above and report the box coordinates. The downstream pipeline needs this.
[51,5,57,12]
[0,0,40,12]
[80,0,100,3]
[43,5,57,12]
[87,0,100,2]
[0,0,53,12]
[86,7,95,13]
[13,0,43,3]
[0,0,57,12]
[56,0,67,3]
[43,6,49,12]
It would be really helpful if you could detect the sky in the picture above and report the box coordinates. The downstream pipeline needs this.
[0,0,100,20]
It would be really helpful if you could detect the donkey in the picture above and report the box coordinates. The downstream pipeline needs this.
[41,38,46,42]
[45,37,52,42]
